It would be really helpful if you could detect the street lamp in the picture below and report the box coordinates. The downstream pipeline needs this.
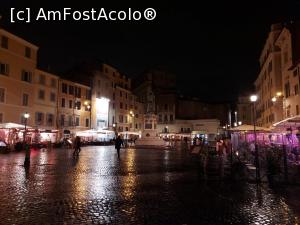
[250,94,260,183]
[23,112,30,166]
[238,121,242,126]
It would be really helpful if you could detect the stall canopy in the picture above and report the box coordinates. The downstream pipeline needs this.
[0,123,32,129]
[230,124,270,132]
[272,115,300,132]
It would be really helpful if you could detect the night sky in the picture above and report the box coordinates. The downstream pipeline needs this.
[1,0,300,102]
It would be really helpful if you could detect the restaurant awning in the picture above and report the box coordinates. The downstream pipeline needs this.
[230,124,270,132]
[272,115,300,132]
[0,123,32,129]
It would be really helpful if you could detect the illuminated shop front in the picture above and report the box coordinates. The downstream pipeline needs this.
[95,97,110,129]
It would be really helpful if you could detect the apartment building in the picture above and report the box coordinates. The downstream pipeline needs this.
[57,79,91,134]
[33,69,59,130]
[254,23,283,127]
[0,28,38,126]
[275,21,300,119]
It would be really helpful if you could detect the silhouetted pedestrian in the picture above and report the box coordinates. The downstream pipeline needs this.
[115,135,124,159]
[73,136,81,156]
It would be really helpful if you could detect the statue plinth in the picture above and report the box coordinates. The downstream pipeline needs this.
[135,113,165,148]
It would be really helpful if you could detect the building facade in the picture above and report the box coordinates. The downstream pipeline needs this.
[0,28,38,127]
[57,79,91,134]
[275,22,300,119]
[236,95,253,126]
[254,23,283,127]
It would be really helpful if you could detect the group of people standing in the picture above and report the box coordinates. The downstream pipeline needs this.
[72,135,124,159]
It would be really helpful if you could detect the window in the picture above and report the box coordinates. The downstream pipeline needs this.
[39,74,45,85]
[125,93,128,99]
[38,90,45,100]
[0,63,9,75]
[126,127,129,131]
[85,118,89,127]
[295,84,299,95]
[113,92,115,100]
[125,104,127,110]
[61,98,65,107]
[112,116,115,124]
[119,115,123,123]
[51,78,56,88]
[0,113,3,123]
[75,117,80,126]
[98,80,101,87]
[69,100,73,109]
[135,114,138,118]
[86,90,91,99]
[68,115,73,126]
[164,115,168,122]
[46,114,54,126]
[113,103,115,109]
[120,91,122,97]
[62,83,68,93]
[135,123,138,129]
[50,93,56,102]
[25,47,31,58]
[285,82,291,98]
[35,112,44,125]
[268,61,272,73]
[170,114,174,121]
[164,104,168,111]
[120,102,123,109]
[21,70,32,83]
[124,116,128,123]
[69,85,74,95]
[158,114,162,122]
[297,105,299,115]
[75,101,81,110]
[294,69,298,77]
[1,36,8,49]
[22,93,29,106]
[60,114,65,126]
[75,87,81,98]
[0,88,5,103]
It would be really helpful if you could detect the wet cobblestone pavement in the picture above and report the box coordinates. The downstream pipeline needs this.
[0,146,299,225]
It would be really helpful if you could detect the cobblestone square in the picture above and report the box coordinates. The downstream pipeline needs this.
[0,146,299,225]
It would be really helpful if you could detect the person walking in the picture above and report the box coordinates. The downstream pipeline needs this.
[115,135,124,159]
[73,136,81,156]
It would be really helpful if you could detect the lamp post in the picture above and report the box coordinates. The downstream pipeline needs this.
[250,95,260,183]
[23,112,30,166]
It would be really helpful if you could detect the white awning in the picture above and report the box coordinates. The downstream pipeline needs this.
[0,123,32,129]
[230,124,270,132]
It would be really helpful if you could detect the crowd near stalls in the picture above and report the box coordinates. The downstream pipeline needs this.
[230,121,300,183]
[0,123,58,151]
[74,129,115,145]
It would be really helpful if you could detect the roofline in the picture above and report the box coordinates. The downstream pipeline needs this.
[0,28,39,50]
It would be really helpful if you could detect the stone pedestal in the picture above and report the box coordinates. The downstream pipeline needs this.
[135,113,165,148]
